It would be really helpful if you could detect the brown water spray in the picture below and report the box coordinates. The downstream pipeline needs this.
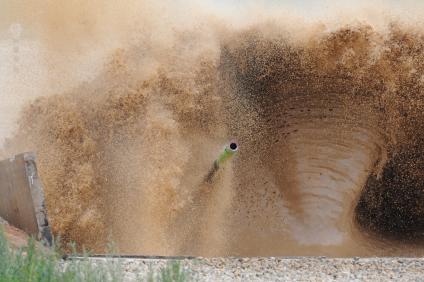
[1,0,424,256]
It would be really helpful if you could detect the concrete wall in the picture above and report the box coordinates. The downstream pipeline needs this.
[0,152,51,244]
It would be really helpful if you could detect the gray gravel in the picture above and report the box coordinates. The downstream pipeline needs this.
[87,257,424,281]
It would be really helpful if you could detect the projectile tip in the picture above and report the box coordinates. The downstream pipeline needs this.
[229,142,238,151]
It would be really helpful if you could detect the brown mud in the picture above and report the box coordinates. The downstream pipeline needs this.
[1,1,424,256]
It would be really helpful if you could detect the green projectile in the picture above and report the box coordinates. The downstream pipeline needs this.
[205,142,238,183]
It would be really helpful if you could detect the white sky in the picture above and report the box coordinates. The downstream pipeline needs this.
[199,0,424,24]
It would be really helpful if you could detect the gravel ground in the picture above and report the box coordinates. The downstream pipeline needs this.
[86,257,424,281]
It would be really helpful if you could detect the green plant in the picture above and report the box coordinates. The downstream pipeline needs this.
[147,261,191,282]
[0,228,191,282]
[0,228,124,282]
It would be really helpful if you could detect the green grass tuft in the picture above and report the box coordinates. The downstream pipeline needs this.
[147,261,191,282]
[0,228,190,282]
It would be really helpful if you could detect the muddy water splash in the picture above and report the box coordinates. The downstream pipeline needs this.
[215,24,424,255]
[2,2,424,256]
